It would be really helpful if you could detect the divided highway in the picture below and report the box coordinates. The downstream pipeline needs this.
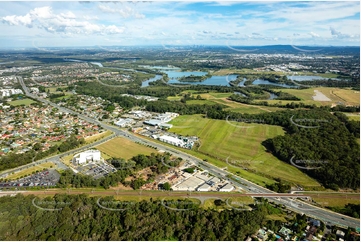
[13,76,360,229]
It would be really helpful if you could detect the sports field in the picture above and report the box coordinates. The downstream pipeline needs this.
[96,137,157,160]
[168,114,321,188]
[8,98,37,106]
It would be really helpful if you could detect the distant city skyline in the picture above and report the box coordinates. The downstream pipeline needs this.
[0,1,359,48]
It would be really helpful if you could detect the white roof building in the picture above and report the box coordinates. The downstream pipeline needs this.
[73,149,101,165]
[159,135,185,147]
[219,183,234,192]
[172,176,204,191]
[197,183,211,192]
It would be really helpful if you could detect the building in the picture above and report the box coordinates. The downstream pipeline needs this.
[197,183,211,192]
[206,176,220,186]
[73,149,101,165]
[219,183,234,192]
[159,123,173,129]
[159,135,185,147]
[115,118,134,127]
[144,119,163,126]
[172,176,204,191]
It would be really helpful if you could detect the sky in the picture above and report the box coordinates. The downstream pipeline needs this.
[0,1,359,48]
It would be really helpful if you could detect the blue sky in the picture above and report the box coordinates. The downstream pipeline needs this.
[0,1,359,48]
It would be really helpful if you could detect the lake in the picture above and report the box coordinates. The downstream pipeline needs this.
[287,75,343,81]
[252,79,296,88]
[141,75,163,87]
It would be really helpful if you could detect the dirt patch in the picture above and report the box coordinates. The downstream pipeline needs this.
[312,90,331,101]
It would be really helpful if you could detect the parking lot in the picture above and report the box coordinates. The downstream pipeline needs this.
[74,161,116,179]
[0,169,60,188]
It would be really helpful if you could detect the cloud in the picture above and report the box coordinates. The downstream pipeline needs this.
[330,27,358,39]
[309,32,320,38]
[1,6,124,35]
[98,4,145,19]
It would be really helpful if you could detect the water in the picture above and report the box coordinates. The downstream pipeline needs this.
[63,58,85,63]
[141,65,181,70]
[141,75,163,87]
[268,92,278,100]
[234,92,247,97]
[90,62,103,67]
[252,79,296,88]
[287,75,343,81]
[238,78,247,87]
[63,59,103,67]
[168,75,237,86]
[165,70,208,79]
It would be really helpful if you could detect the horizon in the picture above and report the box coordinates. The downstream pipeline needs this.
[0,44,360,50]
[0,1,359,48]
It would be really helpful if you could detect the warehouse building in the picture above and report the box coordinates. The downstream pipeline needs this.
[197,183,211,192]
[172,176,204,191]
[159,135,185,147]
[219,183,234,192]
[73,149,101,165]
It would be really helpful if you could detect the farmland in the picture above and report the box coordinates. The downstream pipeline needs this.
[168,114,321,188]
[96,137,157,160]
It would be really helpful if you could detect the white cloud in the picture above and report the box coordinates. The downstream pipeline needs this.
[98,4,145,19]
[2,13,32,27]
[309,32,320,38]
[330,27,358,39]
[1,6,124,36]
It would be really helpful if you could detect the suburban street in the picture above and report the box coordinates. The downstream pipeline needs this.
[10,75,360,229]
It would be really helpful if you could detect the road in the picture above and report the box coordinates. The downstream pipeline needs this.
[13,76,361,229]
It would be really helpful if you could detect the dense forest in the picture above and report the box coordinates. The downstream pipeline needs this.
[0,194,269,240]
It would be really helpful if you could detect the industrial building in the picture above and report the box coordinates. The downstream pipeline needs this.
[219,183,234,192]
[72,149,101,165]
[114,118,134,127]
[171,176,204,191]
[159,135,185,147]
[197,183,211,192]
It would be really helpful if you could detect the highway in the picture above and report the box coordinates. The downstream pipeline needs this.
[13,76,361,229]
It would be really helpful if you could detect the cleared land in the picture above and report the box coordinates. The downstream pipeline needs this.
[269,87,360,106]
[85,130,113,144]
[168,114,321,188]
[8,98,37,106]
[313,90,331,101]
[96,137,157,160]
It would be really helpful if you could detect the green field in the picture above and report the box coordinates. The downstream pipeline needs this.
[9,98,37,106]
[168,114,321,188]
[269,87,360,106]
[96,137,157,160]
[344,114,360,121]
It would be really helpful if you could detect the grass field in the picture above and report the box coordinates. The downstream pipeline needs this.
[6,162,56,180]
[270,87,360,106]
[344,113,360,121]
[9,98,37,106]
[168,114,321,188]
[96,137,157,160]
[312,195,360,208]
[85,130,113,144]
